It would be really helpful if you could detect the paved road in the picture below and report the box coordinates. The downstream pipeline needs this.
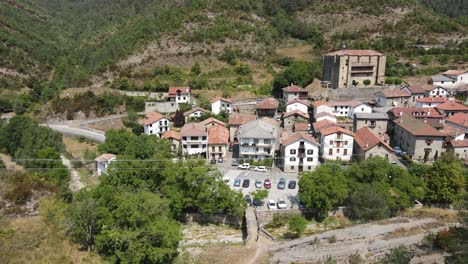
[44,124,105,143]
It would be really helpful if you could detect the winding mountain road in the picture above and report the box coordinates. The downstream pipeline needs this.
[45,124,105,143]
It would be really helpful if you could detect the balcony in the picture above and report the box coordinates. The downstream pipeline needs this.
[183,140,207,145]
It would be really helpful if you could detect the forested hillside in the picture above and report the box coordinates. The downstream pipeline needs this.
[0,0,467,113]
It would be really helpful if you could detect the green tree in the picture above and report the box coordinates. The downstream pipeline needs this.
[98,129,134,155]
[235,64,251,75]
[68,190,100,252]
[385,78,394,85]
[420,55,433,65]
[363,79,371,86]
[251,189,268,201]
[380,245,412,264]
[191,62,201,75]
[288,214,308,238]
[272,61,318,96]
[349,183,390,221]
[173,109,185,128]
[299,164,348,218]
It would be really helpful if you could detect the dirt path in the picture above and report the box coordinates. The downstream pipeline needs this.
[61,155,85,192]
[0,153,23,171]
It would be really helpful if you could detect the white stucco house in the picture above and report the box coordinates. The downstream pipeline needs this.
[142,112,170,138]
[415,97,460,108]
[350,102,373,118]
[237,119,278,160]
[95,154,116,176]
[315,112,337,123]
[180,123,207,156]
[319,126,354,161]
[425,86,448,97]
[430,70,468,89]
[312,100,334,118]
[280,132,320,172]
[286,98,309,114]
[183,107,210,122]
[211,96,233,115]
[167,87,191,104]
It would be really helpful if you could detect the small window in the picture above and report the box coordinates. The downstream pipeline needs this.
[329,140,333,145]
[291,166,295,170]
[290,149,296,154]
[337,149,340,153]
[290,157,296,161]
[307,149,313,154]
[307,157,313,161]
[344,149,348,155]
[328,149,333,155]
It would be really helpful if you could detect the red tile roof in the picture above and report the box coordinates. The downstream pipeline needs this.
[320,126,353,137]
[403,85,426,94]
[416,97,461,103]
[325,49,383,56]
[388,107,444,119]
[183,107,210,117]
[379,90,411,98]
[312,119,335,132]
[315,112,337,119]
[199,117,227,127]
[446,113,468,128]
[443,70,466,76]
[228,114,257,126]
[282,84,308,93]
[435,102,468,111]
[95,153,116,163]
[211,96,232,104]
[281,132,318,146]
[283,110,309,119]
[286,98,309,106]
[294,123,309,132]
[394,115,445,137]
[256,98,279,109]
[208,125,229,145]
[441,123,466,138]
[354,127,393,151]
[162,130,181,141]
[449,140,468,148]
[168,87,190,95]
[180,123,206,137]
[142,112,166,125]
[313,100,329,107]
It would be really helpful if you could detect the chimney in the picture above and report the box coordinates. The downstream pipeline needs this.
[424,118,427,123]
[366,143,369,148]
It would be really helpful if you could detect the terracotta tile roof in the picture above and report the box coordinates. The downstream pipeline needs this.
[286,98,309,106]
[423,85,441,92]
[281,132,319,146]
[211,96,232,104]
[443,70,466,76]
[258,117,279,126]
[354,127,393,151]
[208,125,229,145]
[457,84,468,93]
[403,85,426,94]
[315,112,337,119]
[394,115,445,137]
[256,98,279,109]
[435,102,468,111]
[446,113,468,128]
[282,84,308,93]
[416,97,461,103]
[228,114,257,126]
[320,125,353,137]
[325,49,383,56]
[168,87,190,95]
[312,119,335,132]
[328,100,363,107]
[162,130,181,141]
[441,123,465,138]
[183,107,210,117]
[378,90,411,98]
[426,119,445,129]
[388,107,444,119]
[199,117,227,127]
[449,140,468,148]
[95,154,116,163]
[142,112,166,125]
[294,123,309,132]
[313,100,329,107]
[180,123,206,137]
[283,110,309,119]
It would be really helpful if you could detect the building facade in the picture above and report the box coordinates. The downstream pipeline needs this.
[237,120,277,160]
[280,133,320,172]
[142,112,170,137]
[353,112,389,135]
[353,127,395,162]
[207,125,229,160]
[282,85,309,102]
[181,123,207,156]
[211,97,232,115]
[319,126,354,161]
[285,98,309,114]
[167,87,191,104]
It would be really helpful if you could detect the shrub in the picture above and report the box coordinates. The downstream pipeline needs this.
[380,245,412,264]
[328,235,337,243]
[288,215,308,238]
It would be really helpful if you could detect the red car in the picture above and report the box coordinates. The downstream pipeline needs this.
[264,179,272,189]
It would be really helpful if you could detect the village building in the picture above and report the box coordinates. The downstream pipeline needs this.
[424,86,448,98]
[162,131,181,153]
[283,110,309,131]
[353,127,395,162]
[322,49,386,89]
[180,123,207,156]
[430,70,468,89]
[374,90,411,107]
[312,100,334,118]
[228,114,256,142]
[285,98,309,114]
[400,85,426,107]
[434,101,468,117]
[199,117,227,128]
[167,87,191,104]
[183,107,210,122]
[328,100,372,118]
[237,119,277,160]
[447,140,468,159]
[312,119,336,135]
[95,154,116,176]
[207,125,229,160]
[256,98,279,118]
[211,97,233,115]
[319,126,354,161]
[280,132,320,172]
[282,84,309,102]
[294,123,309,133]
[142,112,170,138]
[392,115,445,162]
[353,112,389,135]
[315,112,337,123]
[446,113,468,132]
[415,97,460,108]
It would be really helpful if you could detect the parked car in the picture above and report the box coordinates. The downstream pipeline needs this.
[267,200,277,210]
[231,159,239,166]
[238,163,250,170]
[255,179,262,188]
[254,166,267,172]
[234,178,241,187]
[210,159,216,164]
[264,179,272,189]
[277,198,287,209]
[394,146,403,156]
[253,199,262,207]
[218,157,223,163]
[242,179,250,188]
[277,178,286,189]
[245,195,252,206]
[288,180,297,189]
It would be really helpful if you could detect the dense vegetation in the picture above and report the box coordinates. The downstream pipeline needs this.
[299,155,465,220]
